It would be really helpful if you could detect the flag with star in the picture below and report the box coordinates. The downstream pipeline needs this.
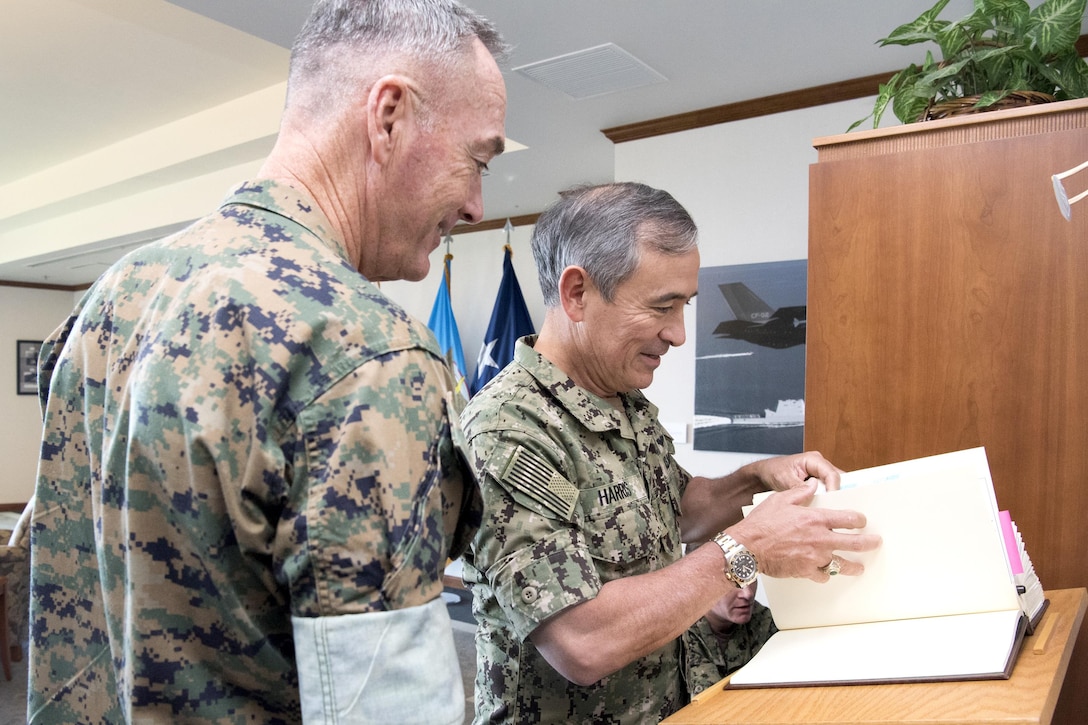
[427,248,470,400]
[471,237,535,396]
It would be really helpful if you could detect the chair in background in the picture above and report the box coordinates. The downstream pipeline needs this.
[0,574,9,680]
[0,500,32,681]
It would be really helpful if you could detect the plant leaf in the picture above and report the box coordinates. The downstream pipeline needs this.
[1047,54,1088,98]
[892,84,934,124]
[974,89,1012,108]
[848,78,892,131]
[985,0,1032,36]
[880,0,953,46]
[919,57,973,85]
[1029,0,1088,55]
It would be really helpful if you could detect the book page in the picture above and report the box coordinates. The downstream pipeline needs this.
[728,609,1025,687]
[747,448,1019,630]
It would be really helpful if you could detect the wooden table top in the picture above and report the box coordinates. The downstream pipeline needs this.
[662,587,1087,725]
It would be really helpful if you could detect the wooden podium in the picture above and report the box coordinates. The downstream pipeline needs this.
[802,98,1088,721]
[662,587,1086,725]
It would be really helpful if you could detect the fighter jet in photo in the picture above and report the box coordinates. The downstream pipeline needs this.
[713,282,806,349]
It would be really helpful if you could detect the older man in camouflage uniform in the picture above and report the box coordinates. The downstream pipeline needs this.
[27,1,507,723]
[461,182,881,723]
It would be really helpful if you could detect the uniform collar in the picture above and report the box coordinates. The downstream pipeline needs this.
[220,179,351,268]
[513,335,659,435]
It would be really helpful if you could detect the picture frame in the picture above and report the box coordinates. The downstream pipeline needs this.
[693,260,807,455]
[17,340,42,396]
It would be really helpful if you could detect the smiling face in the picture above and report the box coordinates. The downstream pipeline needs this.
[573,243,700,398]
[369,39,507,282]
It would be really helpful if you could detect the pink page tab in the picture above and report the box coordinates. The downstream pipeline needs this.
[999,510,1024,575]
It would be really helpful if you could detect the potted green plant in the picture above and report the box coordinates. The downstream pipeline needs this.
[850,0,1088,130]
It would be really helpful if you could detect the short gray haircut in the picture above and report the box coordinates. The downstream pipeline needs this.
[531,182,699,307]
[286,0,509,118]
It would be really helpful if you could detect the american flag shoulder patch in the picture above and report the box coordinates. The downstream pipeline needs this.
[500,445,578,521]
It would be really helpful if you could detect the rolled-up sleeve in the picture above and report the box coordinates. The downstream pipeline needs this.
[293,597,463,724]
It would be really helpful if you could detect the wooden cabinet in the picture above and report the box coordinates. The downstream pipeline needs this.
[806,98,1088,723]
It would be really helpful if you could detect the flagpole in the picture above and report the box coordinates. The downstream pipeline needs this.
[443,233,453,291]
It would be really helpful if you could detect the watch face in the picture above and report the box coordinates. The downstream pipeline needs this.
[732,552,758,581]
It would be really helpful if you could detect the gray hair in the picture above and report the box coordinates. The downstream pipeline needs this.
[531,182,699,307]
[287,0,509,119]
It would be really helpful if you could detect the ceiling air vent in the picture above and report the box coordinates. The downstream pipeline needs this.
[513,43,667,100]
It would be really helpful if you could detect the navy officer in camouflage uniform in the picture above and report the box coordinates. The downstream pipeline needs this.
[28,1,507,723]
[461,182,882,723]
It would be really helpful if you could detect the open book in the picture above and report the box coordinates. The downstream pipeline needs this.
[729,447,1038,689]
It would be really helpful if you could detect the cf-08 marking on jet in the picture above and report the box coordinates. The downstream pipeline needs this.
[713,282,806,349]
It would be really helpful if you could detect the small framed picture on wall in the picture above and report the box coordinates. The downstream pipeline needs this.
[17,340,42,396]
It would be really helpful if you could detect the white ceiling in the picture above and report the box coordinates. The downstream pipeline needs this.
[5,0,1074,287]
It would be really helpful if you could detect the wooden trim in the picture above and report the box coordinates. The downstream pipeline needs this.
[449,212,541,235]
[0,279,88,292]
[0,503,28,513]
[602,71,896,144]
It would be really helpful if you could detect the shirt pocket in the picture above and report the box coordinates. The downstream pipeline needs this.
[579,484,656,578]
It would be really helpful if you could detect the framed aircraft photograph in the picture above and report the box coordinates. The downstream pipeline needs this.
[693,260,806,455]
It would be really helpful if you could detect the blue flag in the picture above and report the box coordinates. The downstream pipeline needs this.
[471,245,535,395]
[427,254,470,400]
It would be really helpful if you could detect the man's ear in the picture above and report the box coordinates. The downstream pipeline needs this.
[557,266,591,322]
[366,75,413,166]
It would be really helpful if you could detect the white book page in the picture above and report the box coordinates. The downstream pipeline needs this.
[746,448,1019,630]
[729,609,1024,687]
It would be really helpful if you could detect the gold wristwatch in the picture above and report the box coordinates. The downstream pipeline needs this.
[712,531,759,588]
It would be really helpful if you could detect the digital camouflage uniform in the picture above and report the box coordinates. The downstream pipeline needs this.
[462,337,690,724]
[28,179,479,724]
[682,601,778,696]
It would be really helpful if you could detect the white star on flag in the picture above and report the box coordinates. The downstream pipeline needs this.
[476,339,499,372]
